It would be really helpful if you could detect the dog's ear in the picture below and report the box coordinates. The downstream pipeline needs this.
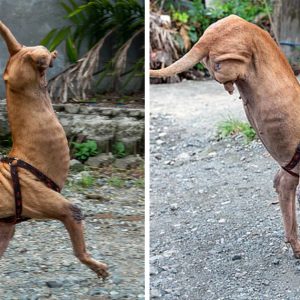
[49,50,58,68]
[0,21,22,55]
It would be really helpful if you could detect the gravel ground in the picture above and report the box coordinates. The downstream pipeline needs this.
[0,168,144,299]
[150,80,300,299]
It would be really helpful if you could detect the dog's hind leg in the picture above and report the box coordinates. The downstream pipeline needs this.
[21,181,108,278]
[274,169,300,257]
[0,223,15,257]
[61,205,108,278]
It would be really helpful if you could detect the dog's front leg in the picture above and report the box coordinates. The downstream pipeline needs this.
[274,169,300,257]
[0,223,15,257]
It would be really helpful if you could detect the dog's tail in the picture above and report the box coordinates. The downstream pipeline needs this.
[0,21,22,55]
[150,40,208,78]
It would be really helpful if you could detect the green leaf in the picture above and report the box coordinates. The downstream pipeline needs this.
[66,36,78,62]
[40,29,57,47]
[48,27,71,51]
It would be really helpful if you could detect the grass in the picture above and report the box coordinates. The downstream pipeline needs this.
[79,174,95,188]
[134,178,144,188]
[217,118,256,143]
[107,176,125,188]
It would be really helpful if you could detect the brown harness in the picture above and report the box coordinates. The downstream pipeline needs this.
[0,156,60,224]
[282,144,300,178]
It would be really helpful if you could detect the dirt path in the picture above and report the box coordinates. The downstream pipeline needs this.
[150,80,300,300]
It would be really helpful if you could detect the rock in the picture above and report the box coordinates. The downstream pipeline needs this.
[156,139,165,145]
[85,193,110,202]
[0,111,9,138]
[176,152,190,161]
[170,203,179,211]
[114,117,144,141]
[151,288,162,298]
[114,155,144,169]
[79,106,94,114]
[64,104,80,114]
[232,254,243,261]
[150,265,159,275]
[128,109,141,117]
[158,132,167,138]
[85,153,114,167]
[46,280,64,288]
[69,159,84,171]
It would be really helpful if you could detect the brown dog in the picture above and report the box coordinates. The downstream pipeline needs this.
[0,21,108,278]
[151,15,300,258]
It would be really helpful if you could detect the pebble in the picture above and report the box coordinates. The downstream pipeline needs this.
[151,288,162,298]
[46,280,64,288]
[170,203,179,211]
[156,139,165,145]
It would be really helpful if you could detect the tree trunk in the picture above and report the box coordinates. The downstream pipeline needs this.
[275,0,300,68]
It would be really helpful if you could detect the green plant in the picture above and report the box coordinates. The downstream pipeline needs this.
[79,174,95,187]
[172,11,189,24]
[41,0,144,101]
[72,140,99,161]
[0,134,12,147]
[134,178,144,188]
[189,0,269,40]
[153,0,270,77]
[107,176,125,188]
[217,118,256,143]
[112,141,127,158]
[116,98,125,105]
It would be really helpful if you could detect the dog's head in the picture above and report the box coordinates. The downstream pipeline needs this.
[0,21,57,89]
[150,15,279,94]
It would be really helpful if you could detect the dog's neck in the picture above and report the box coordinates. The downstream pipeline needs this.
[236,37,300,106]
[6,85,70,188]
[235,42,300,165]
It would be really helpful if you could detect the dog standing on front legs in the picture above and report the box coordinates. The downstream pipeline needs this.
[151,15,300,258]
[0,21,108,278]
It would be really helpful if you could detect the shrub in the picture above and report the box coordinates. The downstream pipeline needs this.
[217,118,256,143]
[72,140,99,161]
[112,141,127,158]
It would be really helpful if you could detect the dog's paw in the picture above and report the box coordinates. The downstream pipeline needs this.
[93,262,109,280]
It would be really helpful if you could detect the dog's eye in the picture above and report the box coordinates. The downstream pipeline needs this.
[215,63,221,71]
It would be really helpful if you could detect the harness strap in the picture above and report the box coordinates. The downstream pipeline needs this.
[0,156,61,224]
[282,144,300,178]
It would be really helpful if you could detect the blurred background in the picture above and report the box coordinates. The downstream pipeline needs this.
[150,0,300,83]
[0,0,144,102]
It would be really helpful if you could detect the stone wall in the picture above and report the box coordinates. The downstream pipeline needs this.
[0,100,144,156]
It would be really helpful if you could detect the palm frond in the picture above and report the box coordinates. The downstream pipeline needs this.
[48,29,114,102]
